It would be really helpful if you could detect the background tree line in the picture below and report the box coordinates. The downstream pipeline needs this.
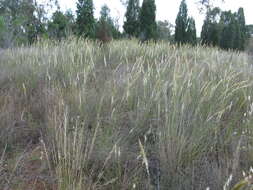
[0,0,122,47]
[0,0,251,50]
[0,0,172,47]
[201,6,249,50]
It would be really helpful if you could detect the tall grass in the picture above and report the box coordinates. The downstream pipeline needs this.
[1,39,253,189]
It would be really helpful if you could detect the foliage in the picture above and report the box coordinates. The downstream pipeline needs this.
[48,10,74,40]
[201,7,221,46]
[123,0,140,37]
[175,0,197,45]
[175,0,188,44]
[236,8,247,50]
[219,9,247,51]
[219,11,236,50]
[0,0,48,47]
[201,7,248,51]
[76,0,95,38]
[156,20,173,41]
[96,4,121,42]
[139,0,157,41]
[247,25,253,37]
[186,17,197,45]
[0,15,6,44]
[0,0,250,50]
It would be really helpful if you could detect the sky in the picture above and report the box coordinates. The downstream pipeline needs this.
[57,0,253,36]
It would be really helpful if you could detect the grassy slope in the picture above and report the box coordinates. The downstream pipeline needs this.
[1,39,253,190]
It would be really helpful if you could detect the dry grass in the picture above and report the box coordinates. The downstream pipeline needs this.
[1,39,253,189]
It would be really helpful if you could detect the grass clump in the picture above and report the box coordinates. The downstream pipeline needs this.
[1,39,253,189]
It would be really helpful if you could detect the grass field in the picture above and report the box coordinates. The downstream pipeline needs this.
[1,39,253,190]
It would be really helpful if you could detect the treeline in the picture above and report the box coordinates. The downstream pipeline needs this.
[174,0,250,50]
[0,0,251,50]
[201,7,248,50]
[0,0,122,47]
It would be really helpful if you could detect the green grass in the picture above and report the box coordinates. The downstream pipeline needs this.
[1,39,253,189]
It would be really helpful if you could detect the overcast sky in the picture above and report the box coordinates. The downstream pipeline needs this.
[57,0,253,36]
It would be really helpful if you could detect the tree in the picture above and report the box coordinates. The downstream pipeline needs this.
[247,25,253,37]
[139,0,157,41]
[197,0,225,13]
[200,6,247,51]
[96,4,111,42]
[0,0,49,47]
[0,11,13,47]
[48,10,74,40]
[219,11,236,50]
[76,0,95,38]
[156,20,173,41]
[96,4,121,42]
[123,0,140,37]
[237,7,247,50]
[232,12,242,50]
[0,15,7,46]
[175,0,188,44]
[65,9,76,35]
[187,17,197,45]
[201,7,247,51]
[201,7,221,46]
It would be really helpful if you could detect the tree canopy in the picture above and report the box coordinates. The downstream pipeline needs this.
[175,0,197,45]
[0,0,250,50]
[76,0,95,38]
[123,0,140,37]
[201,7,248,50]
[0,0,49,47]
[201,7,221,46]
[48,10,74,40]
[139,0,157,41]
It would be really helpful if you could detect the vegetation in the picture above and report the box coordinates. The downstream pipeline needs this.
[156,20,173,41]
[76,0,96,38]
[1,0,253,189]
[0,0,49,47]
[201,7,221,46]
[0,0,250,49]
[1,39,253,189]
[123,0,140,38]
[175,0,189,44]
[139,0,157,41]
[48,10,75,40]
[201,7,248,51]
[96,4,121,42]
[237,8,247,50]
[175,0,197,45]
[186,17,197,45]
[247,25,253,37]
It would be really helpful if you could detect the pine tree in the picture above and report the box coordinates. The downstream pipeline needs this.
[175,0,188,44]
[201,19,210,45]
[219,11,236,50]
[139,0,157,41]
[187,17,197,45]
[48,10,73,40]
[76,0,95,38]
[237,7,247,50]
[123,0,140,37]
[233,15,242,50]
[201,7,221,46]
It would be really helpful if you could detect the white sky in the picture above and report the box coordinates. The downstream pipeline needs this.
[57,0,253,36]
